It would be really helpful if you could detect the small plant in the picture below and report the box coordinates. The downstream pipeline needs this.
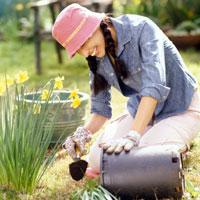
[194,18,200,27]
[70,179,118,200]
[184,180,200,199]
[166,19,200,37]
[175,20,200,34]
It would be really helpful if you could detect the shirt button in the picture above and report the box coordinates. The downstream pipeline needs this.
[110,72,114,76]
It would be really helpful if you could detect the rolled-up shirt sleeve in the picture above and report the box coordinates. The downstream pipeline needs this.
[139,20,170,102]
[89,71,112,118]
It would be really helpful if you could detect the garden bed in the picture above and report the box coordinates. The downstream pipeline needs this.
[166,32,200,49]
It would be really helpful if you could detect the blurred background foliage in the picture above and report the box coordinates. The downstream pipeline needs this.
[121,0,200,26]
[1,0,200,27]
[1,0,200,42]
[0,0,30,18]
[0,0,200,83]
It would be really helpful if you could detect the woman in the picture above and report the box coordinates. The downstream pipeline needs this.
[52,3,200,177]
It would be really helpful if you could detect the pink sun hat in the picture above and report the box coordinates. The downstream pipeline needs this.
[52,3,105,58]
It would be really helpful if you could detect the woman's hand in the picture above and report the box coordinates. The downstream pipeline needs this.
[63,114,108,159]
[62,126,92,160]
[99,130,141,154]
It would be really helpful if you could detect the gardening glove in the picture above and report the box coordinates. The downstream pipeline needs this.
[99,130,141,154]
[62,126,92,160]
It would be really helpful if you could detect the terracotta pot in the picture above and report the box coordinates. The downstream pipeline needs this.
[166,32,200,49]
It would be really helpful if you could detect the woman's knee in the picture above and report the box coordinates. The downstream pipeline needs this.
[87,142,102,173]
[87,131,105,168]
[138,120,185,147]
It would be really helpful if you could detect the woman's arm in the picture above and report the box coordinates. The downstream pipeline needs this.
[131,96,158,134]
[84,113,109,134]
[99,96,158,154]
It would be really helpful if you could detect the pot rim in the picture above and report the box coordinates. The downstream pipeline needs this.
[20,90,89,104]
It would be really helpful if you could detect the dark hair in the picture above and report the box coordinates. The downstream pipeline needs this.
[87,17,128,95]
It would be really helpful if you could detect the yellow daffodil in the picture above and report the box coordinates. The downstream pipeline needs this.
[16,71,29,84]
[69,89,79,99]
[6,76,14,87]
[0,83,6,96]
[41,89,50,100]
[33,104,41,114]
[15,3,24,11]
[70,96,81,109]
[188,10,194,17]
[134,0,141,5]
[54,76,64,90]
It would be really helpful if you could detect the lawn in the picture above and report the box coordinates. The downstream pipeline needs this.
[0,38,200,199]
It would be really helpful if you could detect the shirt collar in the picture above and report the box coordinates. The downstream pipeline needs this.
[110,16,132,57]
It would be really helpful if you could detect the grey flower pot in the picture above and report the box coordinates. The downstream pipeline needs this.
[22,90,89,144]
[100,145,185,200]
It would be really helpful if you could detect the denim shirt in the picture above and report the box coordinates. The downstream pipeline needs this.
[89,15,198,123]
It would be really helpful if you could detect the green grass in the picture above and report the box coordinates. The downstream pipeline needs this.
[0,38,200,199]
[0,40,90,91]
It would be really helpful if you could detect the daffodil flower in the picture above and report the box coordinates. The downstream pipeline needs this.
[41,89,50,100]
[33,104,41,114]
[54,76,64,90]
[70,96,81,109]
[0,83,6,96]
[6,76,14,87]
[69,89,79,99]
[15,3,24,11]
[16,71,29,84]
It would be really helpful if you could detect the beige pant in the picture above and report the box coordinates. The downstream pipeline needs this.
[88,90,200,173]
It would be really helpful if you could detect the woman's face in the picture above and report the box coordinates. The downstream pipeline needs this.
[77,27,105,58]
